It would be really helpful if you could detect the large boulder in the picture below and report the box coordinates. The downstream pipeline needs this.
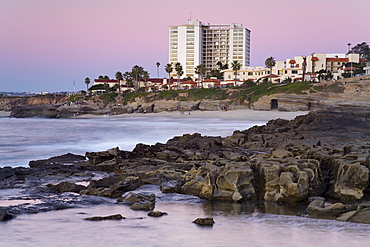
[330,160,369,202]
[254,158,325,203]
[181,162,256,202]
[212,163,256,202]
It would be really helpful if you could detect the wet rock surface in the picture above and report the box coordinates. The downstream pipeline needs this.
[1,107,370,223]
[193,217,215,226]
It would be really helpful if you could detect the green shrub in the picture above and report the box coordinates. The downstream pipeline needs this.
[239,81,311,102]
[187,88,228,101]
[99,93,118,106]
[156,91,179,100]
[312,85,324,92]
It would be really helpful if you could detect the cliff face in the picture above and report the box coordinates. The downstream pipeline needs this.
[0,95,68,112]
[252,80,370,111]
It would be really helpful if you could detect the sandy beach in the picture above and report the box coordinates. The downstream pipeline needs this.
[75,109,309,121]
[0,111,10,117]
[0,109,309,121]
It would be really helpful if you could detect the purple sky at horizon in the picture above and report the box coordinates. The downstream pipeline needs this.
[1,0,369,92]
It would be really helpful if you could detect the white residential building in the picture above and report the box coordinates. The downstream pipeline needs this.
[169,20,251,79]
[364,62,370,75]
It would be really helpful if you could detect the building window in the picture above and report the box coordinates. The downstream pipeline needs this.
[292,70,298,74]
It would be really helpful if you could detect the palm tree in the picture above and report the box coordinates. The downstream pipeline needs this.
[265,57,276,83]
[175,62,183,88]
[230,60,241,85]
[84,77,90,92]
[165,63,173,87]
[131,65,144,91]
[156,62,160,78]
[142,70,150,90]
[115,71,123,93]
[195,64,207,88]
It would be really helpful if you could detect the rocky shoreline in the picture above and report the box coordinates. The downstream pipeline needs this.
[1,106,369,224]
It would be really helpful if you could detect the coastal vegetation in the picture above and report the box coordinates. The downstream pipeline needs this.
[86,79,345,105]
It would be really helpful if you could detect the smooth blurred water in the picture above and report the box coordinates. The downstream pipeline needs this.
[0,115,263,167]
[1,199,370,247]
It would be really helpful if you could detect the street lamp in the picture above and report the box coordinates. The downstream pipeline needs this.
[347,43,352,77]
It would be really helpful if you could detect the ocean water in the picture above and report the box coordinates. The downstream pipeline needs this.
[2,196,370,247]
[1,113,370,246]
[0,115,263,168]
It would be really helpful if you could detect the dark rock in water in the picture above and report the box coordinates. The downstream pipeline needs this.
[0,208,15,221]
[47,181,87,193]
[193,217,215,226]
[147,211,168,217]
[130,202,155,211]
[84,214,125,221]
[29,153,86,168]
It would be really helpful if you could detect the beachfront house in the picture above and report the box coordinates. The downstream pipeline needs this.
[222,53,360,83]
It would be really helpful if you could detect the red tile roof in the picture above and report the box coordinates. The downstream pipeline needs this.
[203,79,221,82]
[94,79,119,83]
[289,60,296,64]
[326,58,349,62]
[311,57,319,61]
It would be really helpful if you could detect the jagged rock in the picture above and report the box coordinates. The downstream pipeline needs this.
[254,158,325,203]
[212,163,256,202]
[117,192,156,205]
[193,217,215,226]
[160,180,182,193]
[96,176,141,198]
[84,214,125,221]
[29,153,86,168]
[331,161,369,202]
[181,163,256,202]
[85,147,121,165]
[47,181,87,193]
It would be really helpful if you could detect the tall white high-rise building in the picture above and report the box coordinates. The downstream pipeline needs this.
[169,20,251,79]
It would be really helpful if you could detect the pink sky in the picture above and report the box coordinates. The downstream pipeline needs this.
[1,0,369,92]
